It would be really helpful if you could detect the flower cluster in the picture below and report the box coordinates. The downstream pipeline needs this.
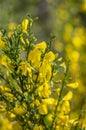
[0,18,80,130]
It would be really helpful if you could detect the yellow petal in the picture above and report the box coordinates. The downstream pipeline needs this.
[67,82,78,89]
[44,51,55,62]
[35,41,47,51]
[63,91,73,101]
[39,104,48,115]
[21,19,29,33]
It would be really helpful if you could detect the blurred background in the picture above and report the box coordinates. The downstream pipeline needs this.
[0,0,86,129]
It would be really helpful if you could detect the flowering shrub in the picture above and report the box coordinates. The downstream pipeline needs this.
[0,17,85,130]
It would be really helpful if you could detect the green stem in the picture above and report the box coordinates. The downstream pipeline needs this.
[51,60,70,129]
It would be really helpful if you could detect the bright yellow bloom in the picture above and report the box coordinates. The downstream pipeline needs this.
[38,61,52,82]
[35,41,47,52]
[0,54,9,66]
[36,83,51,98]
[63,91,73,101]
[0,115,13,130]
[44,51,55,62]
[21,19,29,33]
[42,98,57,106]
[58,114,69,126]
[67,82,78,89]
[39,104,48,115]
[42,83,51,98]
[61,100,70,113]
[28,41,47,68]
[28,48,42,68]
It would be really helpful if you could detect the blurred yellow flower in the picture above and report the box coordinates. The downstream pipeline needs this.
[67,82,78,89]
[0,35,5,48]
[33,125,43,130]
[0,85,10,93]
[13,106,25,115]
[61,100,70,113]
[39,104,48,115]
[63,91,73,101]
[8,22,17,30]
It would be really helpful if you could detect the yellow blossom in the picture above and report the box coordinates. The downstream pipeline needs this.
[42,98,58,106]
[13,106,25,115]
[28,41,47,68]
[58,114,69,126]
[0,36,5,48]
[6,112,15,121]
[33,125,43,130]
[61,100,70,113]
[17,61,32,77]
[63,91,73,101]
[38,61,52,82]
[0,85,10,93]
[28,48,42,68]
[67,82,78,89]
[8,22,17,30]
[44,51,56,62]
[35,41,47,51]
[42,83,51,98]
[39,104,48,115]
[0,54,9,66]
[21,19,29,33]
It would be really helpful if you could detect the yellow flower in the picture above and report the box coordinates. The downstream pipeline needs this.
[44,51,55,62]
[39,104,48,115]
[42,83,51,98]
[17,61,32,77]
[28,48,42,68]
[0,36,5,48]
[36,85,43,97]
[58,114,69,126]
[0,85,10,93]
[33,125,43,130]
[67,82,78,89]
[35,41,47,52]
[0,115,13,130]
[0,54,9,66]
[8,22,17,30]
[13,106,25,115]
[61,100,70,113]
[28,41,47,68]
[63,91,73,101]
[42,98,57,106]
[21,19,29,33]
[6,112,15,121]
[38,61,52,82]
